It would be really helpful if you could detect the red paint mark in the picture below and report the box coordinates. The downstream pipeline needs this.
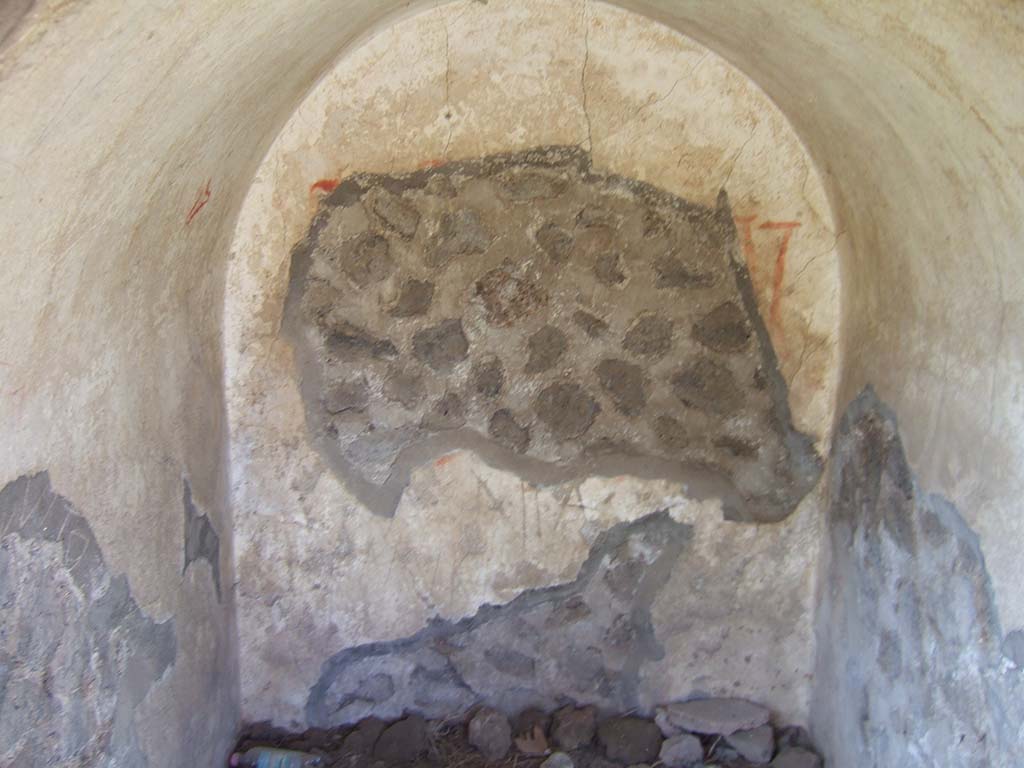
[185,179,211,225]
[434,453,457,469]
[417,157,446,170]
[310,178,339,195]
[758,221,801,230]
[759,221,800,327]
[733,215,801,329]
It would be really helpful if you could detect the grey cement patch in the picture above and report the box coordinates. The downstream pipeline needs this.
[812,390,1024,768]
[305,511,692,728]
[283,146,820,523]
[183,478,221,600]
[0,471,176,766]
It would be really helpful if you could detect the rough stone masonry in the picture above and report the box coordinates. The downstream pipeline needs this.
[283,146,820,524]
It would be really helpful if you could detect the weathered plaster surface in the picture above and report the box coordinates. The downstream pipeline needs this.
[225,0,838,729]
[812,390,1024,768]
[0,0,1020,764]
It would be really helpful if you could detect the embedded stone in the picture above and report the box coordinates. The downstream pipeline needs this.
[595,358,647,416]
[715,435,759,458]
[623,315,674,358]
[545,595,591,628]
[514,708,551,744]
[389,279,434,318]
[535,382,600,440]
[594,252,626,286]
[597,717,662,764]
[374,715,428,762]
[354,673,395,703]
[326,320,398,359]
[422,392,465,431]
[469,707,513,761]
[551,705,597,750]
[367,189,420,238]
[658,698,770,736]
[484,645,536,678]
[573,309,608,338]
[654,253,715,289]
[475,263,548,326]
[323,378,369,414]
[770,748,821,768]
[725,725,774,764]
[525,325,568,373]
[536,222,574,263]
[489,409,530,454]
[692,301,751,352]
[642,209,669,238]
[653,415,691,451]
[501,169,567,201]
[428,209,490,267]
[412,318,469,371]
[658,733,704,768]
[340,232,394,287]
[576,205,618,229]
[473,357,505,398]
[383,368,424,408]
[425,174,457,198]
[670,358,743,413]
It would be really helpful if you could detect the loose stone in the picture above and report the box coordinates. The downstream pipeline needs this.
[551,705,597,751]
[468,707,513,761]
[657,698,770,736]
[373,715,428,762]
[658,733,704,768]
[725,724,774,764]
[597,717,662,765]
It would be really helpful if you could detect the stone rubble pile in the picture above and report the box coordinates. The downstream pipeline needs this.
[235,697,823,768]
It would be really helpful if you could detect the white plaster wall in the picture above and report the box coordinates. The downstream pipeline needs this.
[225,0,839,729]
[0,1,1020,765]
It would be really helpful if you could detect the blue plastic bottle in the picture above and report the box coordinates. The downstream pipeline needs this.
[230,747,322,768]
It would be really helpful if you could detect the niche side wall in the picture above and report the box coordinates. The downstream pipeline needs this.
[813,391,1024,768]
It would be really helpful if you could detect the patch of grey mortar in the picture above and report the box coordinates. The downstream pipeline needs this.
[183,478,221,600]
[713,188,822,521]
[812,388,1023,768]
[304,510,693,727]
[0,471,176,766]
[282,146,821,523]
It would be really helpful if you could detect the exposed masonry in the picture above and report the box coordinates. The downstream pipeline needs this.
[183,479,221,600]
[283,146,820,522]
[812,390,1024,768]
[0,472,176,766]
[306,511,692,728]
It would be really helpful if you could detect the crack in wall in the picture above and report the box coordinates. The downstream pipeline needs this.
[579,2,593,153]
